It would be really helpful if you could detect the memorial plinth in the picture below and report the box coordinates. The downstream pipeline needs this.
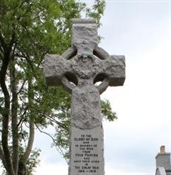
[43,18,125,175]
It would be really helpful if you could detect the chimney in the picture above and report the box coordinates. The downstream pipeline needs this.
[156,146,171,171]
[160,146,166,154]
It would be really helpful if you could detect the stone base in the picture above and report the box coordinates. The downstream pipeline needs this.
[69,126,104,175]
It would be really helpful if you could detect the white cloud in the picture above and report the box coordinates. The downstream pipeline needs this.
[35,160,67,175]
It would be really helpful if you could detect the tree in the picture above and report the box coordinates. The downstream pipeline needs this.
[0,0,116,174]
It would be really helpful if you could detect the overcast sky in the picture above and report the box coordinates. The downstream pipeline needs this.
[25,1,171,175]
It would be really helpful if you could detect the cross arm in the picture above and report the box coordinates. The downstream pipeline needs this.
[105,55,125,86]
[43,54,72,87]
[93,47,125,87]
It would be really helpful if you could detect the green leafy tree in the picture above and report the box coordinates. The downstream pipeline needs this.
[0,0,116,174]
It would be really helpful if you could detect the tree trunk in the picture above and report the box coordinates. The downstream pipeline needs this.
[0,50,15,175]
[18,64,35,175]
[10,56,19,174]
[18,120,35,175]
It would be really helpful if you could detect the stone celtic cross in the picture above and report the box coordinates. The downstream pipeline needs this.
[43,19,125,175]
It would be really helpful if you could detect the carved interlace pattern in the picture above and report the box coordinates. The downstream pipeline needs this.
[71,56,99,79]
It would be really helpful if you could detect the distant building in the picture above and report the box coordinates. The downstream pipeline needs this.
[155,146,171,175]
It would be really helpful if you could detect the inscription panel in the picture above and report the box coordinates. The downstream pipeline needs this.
[70,127,104,175]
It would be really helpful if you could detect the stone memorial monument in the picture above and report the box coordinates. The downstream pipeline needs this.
[43,19,125,175]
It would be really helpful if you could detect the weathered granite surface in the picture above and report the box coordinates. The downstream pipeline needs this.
[43,18,125,175]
